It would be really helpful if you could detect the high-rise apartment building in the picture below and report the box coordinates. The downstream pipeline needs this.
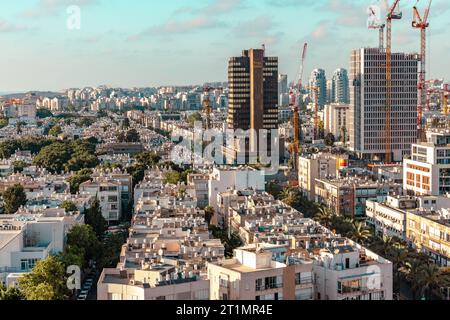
[309,69,327,108]
[227,49,278,158]
[278,74,288,95]
[349,48,419,162]
[331,68,349,104]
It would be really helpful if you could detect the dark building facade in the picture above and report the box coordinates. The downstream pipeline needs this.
[227,49,278,159]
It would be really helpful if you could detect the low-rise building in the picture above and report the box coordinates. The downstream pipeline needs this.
[0,209,84,286]
[208,245,314,301]
[315,177,402,217]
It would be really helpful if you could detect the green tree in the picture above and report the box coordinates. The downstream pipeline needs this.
[164,171,181,185]
[99,232,127,269]
[346,221,372,244]
[60,200,77,213]
[187,112,202,125]
[33,142,72,173]
[3,184,27,214]
[66,225,101,264]
[204,206,214,226]
[315,206,334,228]
[58,246,85,269]
[0,118,8,129]
[48,125,62,137]
[67,169,92,194]
[125,129,140,142]
[85,198,108,239]
[324,132,336,146]
[12,160,27,173]
[65,152,99,172]
[417,264,442,300]
[122,118,130,129]
[18,256,69,300]
[36,109,53,119]
[279,188,300,208]
[135,151,161,167]
[0,284,24,300]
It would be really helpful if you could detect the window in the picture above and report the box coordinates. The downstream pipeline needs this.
[20,258,39,271]
[265,276,278,290]
[255,279,263,291]
[296,288,313,300]
[295,272,313,285]
[108,196,118,202]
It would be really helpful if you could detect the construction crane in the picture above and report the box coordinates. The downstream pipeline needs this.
[202,86,213,130]
[384,0,402,164]
[367,3,385,49]
[288,43,308,171]
[413,0,432,141]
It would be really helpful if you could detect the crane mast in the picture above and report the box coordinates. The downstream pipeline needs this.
[413,0,432,141]
[384,0,402,164]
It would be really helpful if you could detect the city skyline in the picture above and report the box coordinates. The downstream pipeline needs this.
[1,0,449,92]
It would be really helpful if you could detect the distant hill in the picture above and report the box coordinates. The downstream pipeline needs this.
[0,91,62,99]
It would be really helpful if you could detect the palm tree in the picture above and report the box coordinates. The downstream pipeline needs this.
[389,244,410,294]
[315,206,334,228]
[347,221,372,244]
[279,188,299,208]
[417,263,441,300]
[370,235,398,257]
[399,258,424,299]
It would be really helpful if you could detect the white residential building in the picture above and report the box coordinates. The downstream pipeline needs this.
[404,129,450,196]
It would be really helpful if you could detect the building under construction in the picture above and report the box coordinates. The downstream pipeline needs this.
[348,47,419,162]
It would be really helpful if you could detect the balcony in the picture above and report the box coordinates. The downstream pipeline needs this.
[256,283,283,291]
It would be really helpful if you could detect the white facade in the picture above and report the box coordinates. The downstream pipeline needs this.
[0,210,84,285]
[208,167,265,210]
[404,130,450,196]
[313,243,393,301]
[349,48,419,162]
[323,103,349,140]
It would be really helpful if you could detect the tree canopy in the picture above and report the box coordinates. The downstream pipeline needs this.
[18,256,69,300]
[3,184,27,214]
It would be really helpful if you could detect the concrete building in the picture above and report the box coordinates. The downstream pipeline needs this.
[80,177,123,223]
[309,69,327,108]
[406,209,450,266]
[298,152,348,201]
[331,68,349,104]
[404,129,450,196]
[0,209,84,286]
[315,177,402,217]
[97,169,225,300]
[227,48,279,159]
[323,103,349,141]
[208,167,265,210]
[313,240,393,300]
[349,48,419,162]
[208,246,314,300]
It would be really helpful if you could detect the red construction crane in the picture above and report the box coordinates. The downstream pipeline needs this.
[384,0,402,164]
[413,0,433,140]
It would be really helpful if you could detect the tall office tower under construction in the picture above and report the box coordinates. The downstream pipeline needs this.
[348,48,419,162]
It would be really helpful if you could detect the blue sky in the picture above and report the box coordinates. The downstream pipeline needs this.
[0,0,449,91]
